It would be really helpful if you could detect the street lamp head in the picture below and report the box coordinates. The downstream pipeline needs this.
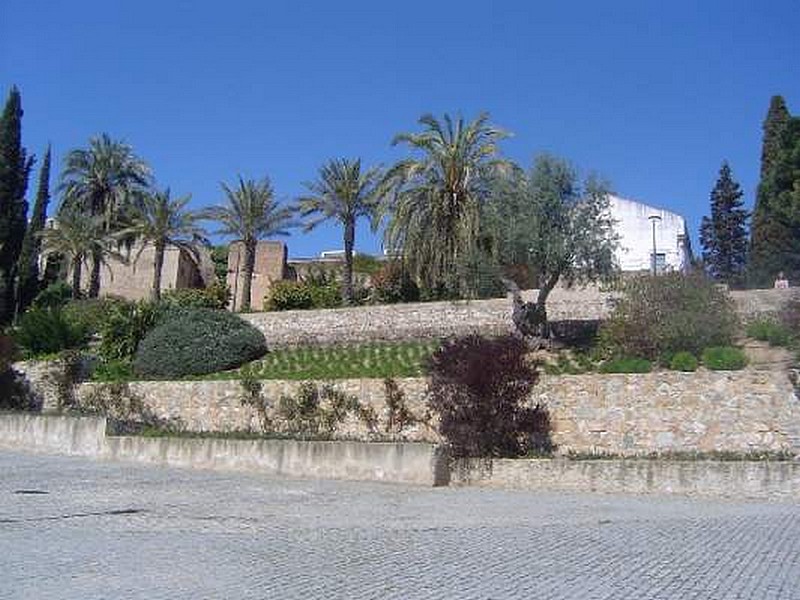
[648,214,662,223]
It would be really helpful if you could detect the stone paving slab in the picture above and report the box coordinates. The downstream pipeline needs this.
[1,451,799,599]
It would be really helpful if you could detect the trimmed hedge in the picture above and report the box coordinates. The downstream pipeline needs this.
[134,308,267,378]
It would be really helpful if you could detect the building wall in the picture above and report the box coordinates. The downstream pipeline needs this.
[609,195,691,272]
[91,244,204,301]
[227,241,289,311]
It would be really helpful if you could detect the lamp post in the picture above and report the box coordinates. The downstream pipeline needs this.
[648,215,662,275]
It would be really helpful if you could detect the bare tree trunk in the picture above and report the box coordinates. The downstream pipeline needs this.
[88,249,101,298]
[151,241,165,302]
[71,257,83,299]
[502,273,559,349]
[342,219,355,305]
[239,239,256,312]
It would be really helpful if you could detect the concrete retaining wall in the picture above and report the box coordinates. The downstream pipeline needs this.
[105,436,446,486]
[451,457,800,501]
[0,413,442,486]
[0,412,106,456]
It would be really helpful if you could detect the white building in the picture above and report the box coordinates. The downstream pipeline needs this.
[608,195,692,273]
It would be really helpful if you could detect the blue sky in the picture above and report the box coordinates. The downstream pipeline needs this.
[2,0,798,258]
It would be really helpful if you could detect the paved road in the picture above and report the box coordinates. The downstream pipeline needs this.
[1,451,799,600]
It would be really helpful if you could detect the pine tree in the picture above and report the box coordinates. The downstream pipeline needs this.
[0,86,33,323]
[749,96,795,286]
[700,162,749,285]
[16,145,51,312]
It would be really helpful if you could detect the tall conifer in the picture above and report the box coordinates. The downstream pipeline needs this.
[0,86,33,323]
[17,145,51,311]
[749,96,796,285]
[700,162,749,285]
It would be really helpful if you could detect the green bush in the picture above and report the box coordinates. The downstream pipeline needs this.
[12,308,88,358]
[669,351,698,372]
[162,282,231,310]
[746,319,793,347]
[91,359,134,382]
[99,300,166,362]
[134,308,267,378]
[265,281,314,311]
[599,273,738,360]
[32,281,73,309]
[598,357,652,374]
[701,346,748,371]
[265,280,341,311]
[62,297,129,336]
[370,262,420,304]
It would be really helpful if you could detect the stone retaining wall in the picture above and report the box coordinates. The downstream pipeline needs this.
[241,288,611,347]
[75,378,436,442]
[240,287,799,347]
[75,369,800,456]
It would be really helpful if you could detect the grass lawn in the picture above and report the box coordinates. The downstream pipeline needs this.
[202,340,440,381]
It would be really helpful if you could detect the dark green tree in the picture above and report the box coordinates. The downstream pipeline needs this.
[699,162,749,286]
[16,145,51,312]
[749,96,796,285]
[0,86,33,323]
[760,96,791,179]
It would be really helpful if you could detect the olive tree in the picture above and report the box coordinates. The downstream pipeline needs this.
[486,154,619,343]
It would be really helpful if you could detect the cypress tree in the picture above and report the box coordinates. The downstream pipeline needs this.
[749,96,796,286]
[700,162,749,286]
[0,86,33,324]
[759,96,790,179]
[16,145,51,312]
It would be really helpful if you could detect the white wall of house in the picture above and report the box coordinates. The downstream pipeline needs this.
[608,195,691,273]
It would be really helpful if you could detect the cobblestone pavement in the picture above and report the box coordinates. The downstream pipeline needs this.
[1,451,799,600]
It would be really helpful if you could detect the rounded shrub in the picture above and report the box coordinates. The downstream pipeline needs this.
[701,346,748,371]
[133,308,267,378]
[599,273,738,360]
[598,357,652,374]
[669,351,698,372]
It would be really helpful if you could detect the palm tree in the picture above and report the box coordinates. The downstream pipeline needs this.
[59,134,151,297]
[117,189,207,301]
[202,176,295,311]
[40,209,122,299]
[382,112,509,297]
[297,159,383,304]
